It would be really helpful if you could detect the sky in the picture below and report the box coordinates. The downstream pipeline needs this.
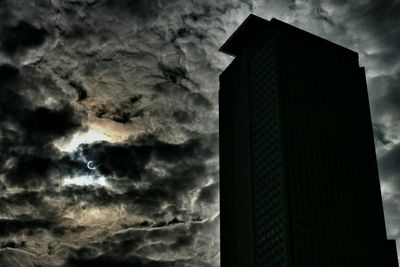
[0,0,399,266]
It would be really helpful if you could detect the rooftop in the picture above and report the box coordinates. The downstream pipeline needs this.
[219,14,358,58]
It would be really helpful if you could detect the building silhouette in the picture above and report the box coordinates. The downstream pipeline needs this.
[219,15,398,267]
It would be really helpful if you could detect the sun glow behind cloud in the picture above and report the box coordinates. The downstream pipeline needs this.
[63,175,107,187]
[55,129,112,187]
[54,126,142,187]
[55,129,112,153]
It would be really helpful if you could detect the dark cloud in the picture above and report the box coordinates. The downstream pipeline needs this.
[5,156,57,186]
[0,64,23,117]
[369,73,400,122]
[0,63,85,187]
[197,182,219,204]
[92,217,219,267]
[64,218,219,267]
[173,110,193,123]
[379,144,400,180]
[53,134,218,241]
[0,240,27,249]
[0,248,43,267]
[23,106,81,141]
[1,21,47,55]
[191,92,213,109]
[184,29,206,41]
[0,63,19,81]
[77,133,216,182]
[102,0,173,21]
[0,191,43,208]
[159,63,188,85]
[69,81,88,101]
[0,218,54,237]
[64,254,175,267]
[94,97,144,124]
[150,135,215,162]
[0,65,83,138]
[129,94,142,104]
[351,0,400,53]
[121,162,208,215]
[78,141,152,180]
[3,154,87,187]
[373,123,391,146]
[59,185,117,207]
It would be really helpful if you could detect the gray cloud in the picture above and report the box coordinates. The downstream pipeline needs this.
[0,20,47,56]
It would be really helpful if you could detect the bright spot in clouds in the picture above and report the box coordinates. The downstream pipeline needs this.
[55,129,112,152]
[63,175,107,187]
[55,129,111,187]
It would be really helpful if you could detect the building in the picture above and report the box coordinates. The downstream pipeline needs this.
[219,14,398,267]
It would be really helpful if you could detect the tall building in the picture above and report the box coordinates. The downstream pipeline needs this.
[219,14,398,267]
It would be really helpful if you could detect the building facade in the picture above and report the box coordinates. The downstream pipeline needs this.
[219,14,398,267]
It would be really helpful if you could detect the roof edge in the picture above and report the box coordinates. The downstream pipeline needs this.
[219,14,270,57]
[219,15,359,59]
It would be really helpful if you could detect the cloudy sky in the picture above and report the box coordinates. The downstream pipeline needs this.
[0,0,399,266]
